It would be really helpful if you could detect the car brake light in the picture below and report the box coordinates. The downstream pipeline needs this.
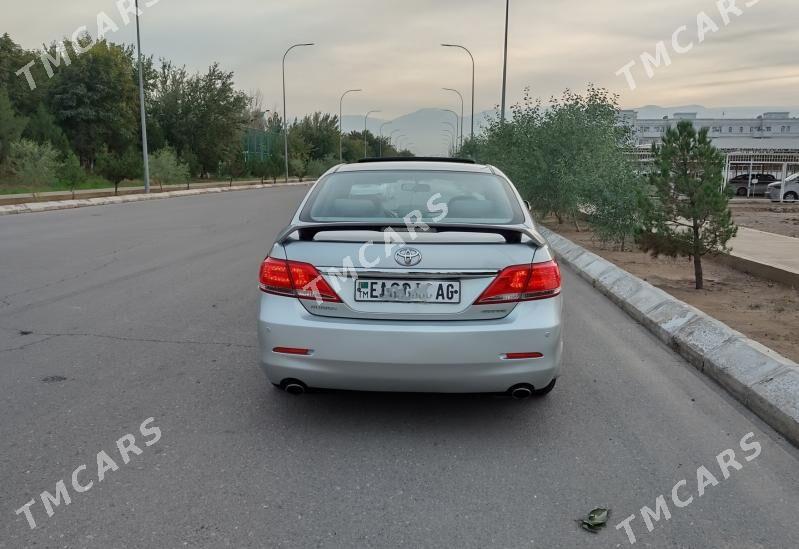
[259,257,342,302]
[475,260,561,304]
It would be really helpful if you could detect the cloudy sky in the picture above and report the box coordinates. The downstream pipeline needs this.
[5,0,798,121]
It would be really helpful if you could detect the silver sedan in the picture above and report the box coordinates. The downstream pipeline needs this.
[257,159,563,397]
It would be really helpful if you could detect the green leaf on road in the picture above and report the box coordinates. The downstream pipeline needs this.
[577,507,611,533]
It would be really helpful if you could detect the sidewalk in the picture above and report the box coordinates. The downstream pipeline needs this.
[0,180,314,216]
[725,227,799,287]
[0,178,305,206]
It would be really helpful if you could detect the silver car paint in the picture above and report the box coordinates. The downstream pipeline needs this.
[258,161,563,393]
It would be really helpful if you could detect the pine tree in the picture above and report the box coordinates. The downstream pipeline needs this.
[638,120,737,289]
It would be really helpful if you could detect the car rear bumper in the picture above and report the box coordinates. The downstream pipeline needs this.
[257,293,563,393]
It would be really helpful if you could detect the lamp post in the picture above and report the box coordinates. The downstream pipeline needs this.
[441,131,454,155]
[364,110,381,157]
[134,0,150,193]
[500,0,510,123]
[442,120,458,154]
[441,109,460,151]
[379,121,392,157]
[339,88,362,162]
[442,43,475,141]
[443,88,464,149]
[282,42,314,181]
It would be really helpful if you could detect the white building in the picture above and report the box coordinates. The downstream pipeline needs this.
[621,110,799,151]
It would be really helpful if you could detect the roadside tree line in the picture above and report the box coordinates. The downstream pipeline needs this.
[463,85,736,289]
[0,33,411,193]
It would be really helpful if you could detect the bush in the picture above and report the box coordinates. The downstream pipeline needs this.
[57,152,87,196]
[306,156,337,178]
[149,148,190,188]
[6,139,59,186]
[289,157,307,181]
[96,149,142,194]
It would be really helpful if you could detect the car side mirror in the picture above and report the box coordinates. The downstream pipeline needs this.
[523,200,532,212]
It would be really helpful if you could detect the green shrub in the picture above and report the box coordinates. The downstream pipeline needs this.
[149,148,190,187]
[306,156,337,178]
[96,149,142,194]
[6,139,59,186]
[57,151,87,196]
[289,157,307,181]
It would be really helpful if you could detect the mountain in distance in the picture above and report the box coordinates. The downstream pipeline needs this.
[342,105,799,155]
[341,108,497,156]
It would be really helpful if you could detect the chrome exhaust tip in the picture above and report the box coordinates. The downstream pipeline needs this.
[282,380,306,395]
[509,385,533,399]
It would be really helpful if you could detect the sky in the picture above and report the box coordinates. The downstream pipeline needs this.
[4,0,798,136]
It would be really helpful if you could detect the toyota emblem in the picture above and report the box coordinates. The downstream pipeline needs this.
[394,247,422,267]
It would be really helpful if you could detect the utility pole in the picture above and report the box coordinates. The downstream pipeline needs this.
[442,44,475,141]
[364,110,381,158]
[134,0,150,193]
[339,89,362,162]
[500,0,510,123]
[282,43,314,182]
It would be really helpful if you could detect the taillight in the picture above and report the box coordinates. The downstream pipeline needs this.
[259,257,342,302]
[475,260,561,304]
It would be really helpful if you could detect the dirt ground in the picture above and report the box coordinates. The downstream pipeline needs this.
[730,199,799,237]
[543,220,799,363]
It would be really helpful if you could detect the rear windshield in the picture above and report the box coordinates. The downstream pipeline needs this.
[300,170,524,224]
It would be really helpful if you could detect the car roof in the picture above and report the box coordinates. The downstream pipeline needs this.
[335,160,494,174]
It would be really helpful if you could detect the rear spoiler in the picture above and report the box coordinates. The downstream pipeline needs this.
[275,222,546,247]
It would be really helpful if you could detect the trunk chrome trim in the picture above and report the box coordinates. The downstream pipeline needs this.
[317,268,499,279]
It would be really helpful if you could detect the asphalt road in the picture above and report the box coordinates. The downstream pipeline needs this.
[1,187,798,549]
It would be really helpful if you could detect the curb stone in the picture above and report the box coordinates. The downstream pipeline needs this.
[0,180,314,216]
[540,226,799,447]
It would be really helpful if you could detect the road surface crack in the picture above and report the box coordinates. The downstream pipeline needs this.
[0,330,255,352]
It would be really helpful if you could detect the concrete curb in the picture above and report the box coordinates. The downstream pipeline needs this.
[0,180,314,216]
[541,226,799,447]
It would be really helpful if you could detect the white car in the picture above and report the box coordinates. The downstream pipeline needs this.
[257,158,563,397]
[767,173,799,202]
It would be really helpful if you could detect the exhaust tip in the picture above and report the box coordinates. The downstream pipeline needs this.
[281,379,307,395]
[509,385,533,399]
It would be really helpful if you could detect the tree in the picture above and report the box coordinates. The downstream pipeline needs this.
[48,40,139,166]
[264,153,283,183]
[149,147,189,190]
[6,139,60,186]
[23,104,70,153]
[637,120,737,289]
[0,87,27,163]
[290,156,307,181]
[57,151,86,198]
[96,149,142,195]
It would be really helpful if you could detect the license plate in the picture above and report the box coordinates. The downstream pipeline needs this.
[354,279,461,303]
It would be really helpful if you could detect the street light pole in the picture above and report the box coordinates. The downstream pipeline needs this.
[364,110,381,158]
[339,88,362,162]
[442,43,475,141]
[500,0,510,123]
[442,88,464,147]
[441,110,459,152]
[283,43,314,182]
[379,121,391,157]
[134,0,150,193]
